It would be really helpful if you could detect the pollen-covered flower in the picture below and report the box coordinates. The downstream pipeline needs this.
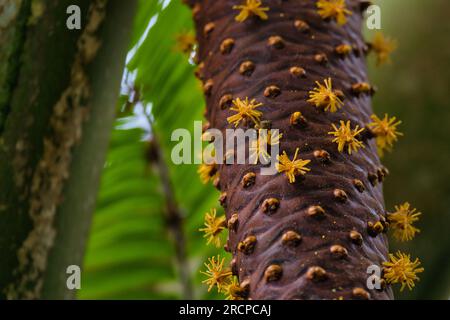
[233,0,270,22]
[227,97,263,127]
[308,78,344,113]
[368,114,403,155]
[387,203,421,242]
[383,252,424,291]
[316,0,352,26]
[199,208,227,247]
[222,277,245,300]
[370,32,397,66]
[276,148,311,184]
[198,163,218,184]
[328,120,365,154]
[175,32,196,54]
[249,129,283,164]
[200,255,233,292]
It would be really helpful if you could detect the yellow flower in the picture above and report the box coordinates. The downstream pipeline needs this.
[387,203,421,242]
[199,208,227,248]
[197,163,218,184]
[371,32,397,66]
[368,114,403,156]
[383,251,424,291]
[249,129,283,164]
[316,0,352,26]
[200,255,233,292]
[233,0,270,22]
[276,148,311,184]
[222,277,244,300]
[227,97,263,127]
[175,32,196,54]
[308,78,344,113]
[328,120,365,154]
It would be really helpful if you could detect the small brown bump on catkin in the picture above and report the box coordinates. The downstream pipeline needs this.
[264,85,281,98]
[377,168,387,182]
[314,53,328,65]
[213,176,221,189]
[238,235,257,255]
[239,60,255,76]
[204,22,215,36]
[290,66,306,78]
[351,82,373,95]
[368,172,378,186]
[314,150,331,163]
[220,38,235,54]
[349,230,363,246]
[367,221,384,237]
[294,19,310,33]
[282,231,302,247]
[262,198,280,215]
[192,3,201,17]
[264,265,283,282]
[202,122,210,133]
[219,94,233,110]
[242,172,256,188]
[353,179,365,193]
[306,266,327,282]
[330,245,348,259]
[240,279,251,298]
[203,79,214,96]
[290,112,307,127]
[334,189,348,203]
[268,36,285,49]
[195,62,205,80]
[228,213,239,232]
[335,44,353,56]
[219,192,227,207]
[307,205,326,219]
[352,287,371,300]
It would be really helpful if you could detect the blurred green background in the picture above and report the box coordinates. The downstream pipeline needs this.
[77,0,450,300]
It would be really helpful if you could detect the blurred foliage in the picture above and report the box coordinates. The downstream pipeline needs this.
[79,0,222,299]
[369,0,450,300]
[79,0,450,300]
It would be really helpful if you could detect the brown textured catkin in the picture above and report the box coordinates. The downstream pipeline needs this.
[190,0,393,300]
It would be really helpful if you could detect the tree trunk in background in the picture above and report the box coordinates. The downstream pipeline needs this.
[191,0,393,299]
[0,0,136,299]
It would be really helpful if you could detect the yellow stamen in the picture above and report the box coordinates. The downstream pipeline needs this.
[368,113,403,156]
[200,255,233,292]
[383,251,424,291]
[308,78,344,113]
[316,0,352,26]
[227,97,263,127]
[199,208,227,248]
[387,203,421,242]
[222,277,245,300]
[175,32,196,54]
[276,148,311,184]
[328,120,365,154]
[371,32,397,66]
[233,0,270,22]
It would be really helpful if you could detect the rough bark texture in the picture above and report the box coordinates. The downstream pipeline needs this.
[0,0,135,299]
[191,0,393,300]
